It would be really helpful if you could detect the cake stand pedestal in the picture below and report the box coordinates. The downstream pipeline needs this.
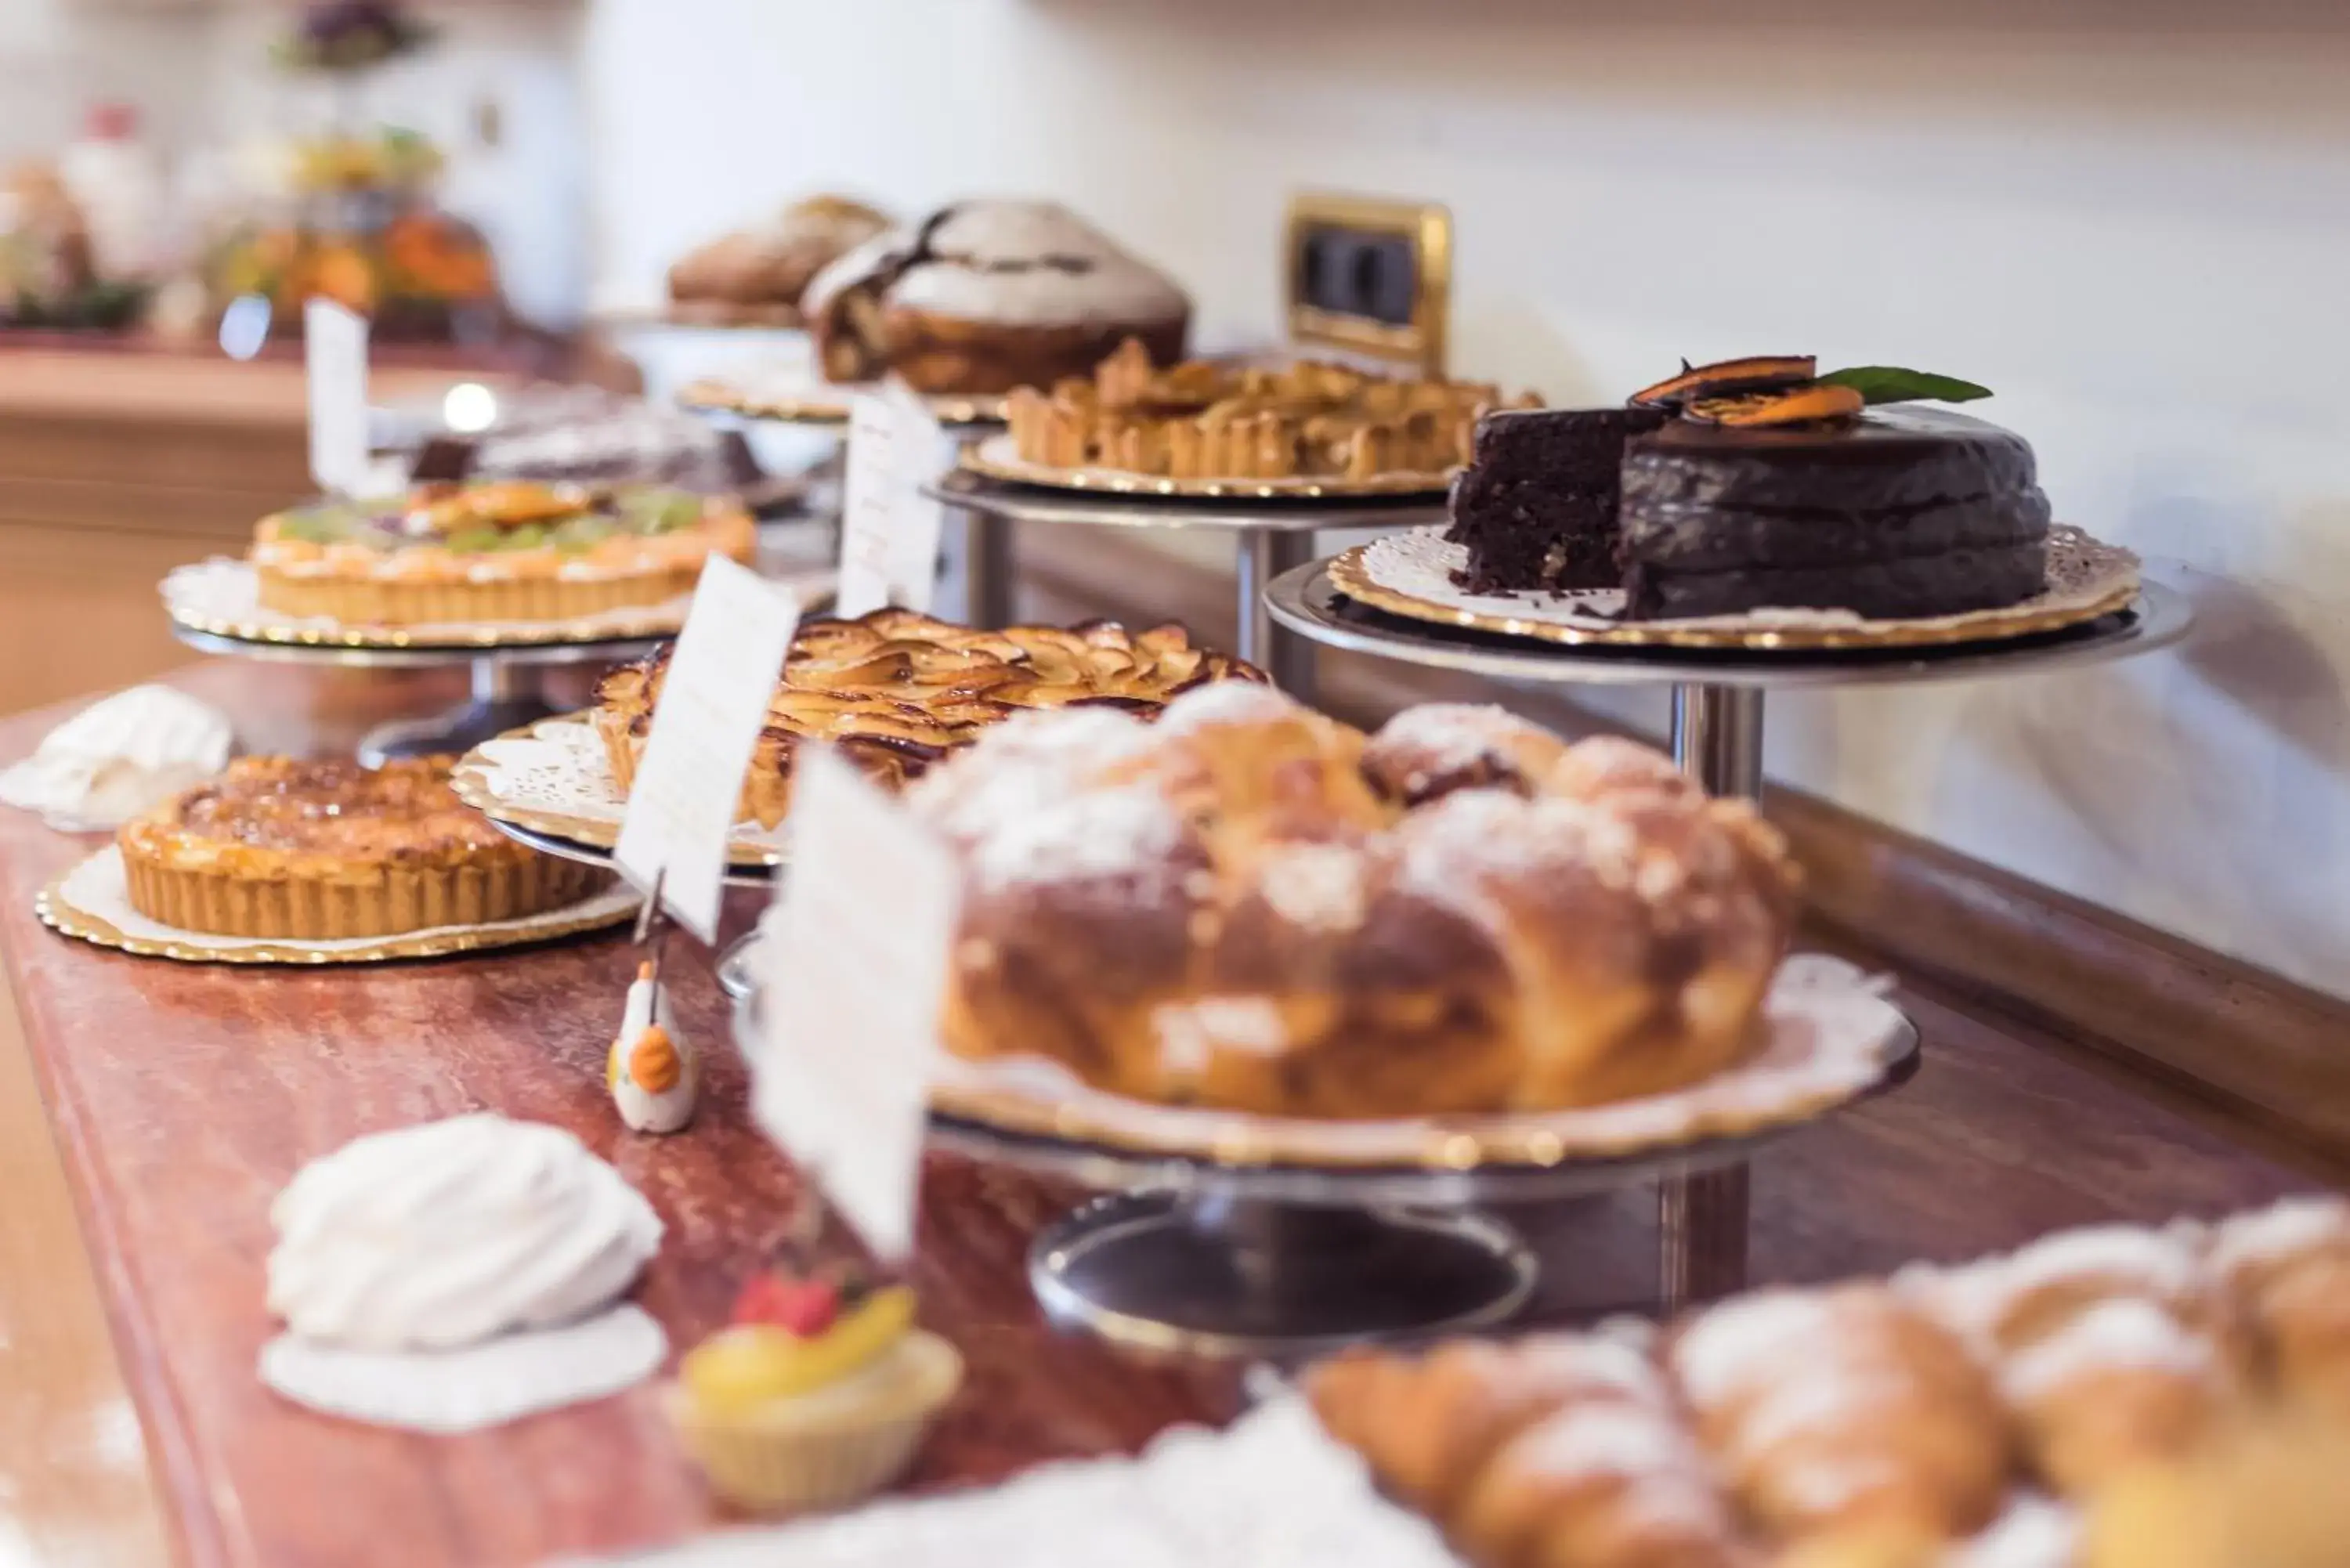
[168,625,671,769]
[928,469,1447,696]
[1264,561,2194,1310]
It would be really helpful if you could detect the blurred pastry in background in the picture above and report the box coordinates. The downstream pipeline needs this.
[667,194,891,327]
[802,199,1190,394]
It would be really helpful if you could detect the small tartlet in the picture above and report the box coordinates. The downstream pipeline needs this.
[118,755,608,939]
[250,480,756,627]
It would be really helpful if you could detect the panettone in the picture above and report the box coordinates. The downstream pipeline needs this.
[801,201,1189,395]
[908,690,1802,1118]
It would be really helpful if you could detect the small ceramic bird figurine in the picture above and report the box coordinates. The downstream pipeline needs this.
[608,959,698,1134]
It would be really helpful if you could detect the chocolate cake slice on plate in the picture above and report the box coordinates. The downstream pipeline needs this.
[1439,356,2052,621]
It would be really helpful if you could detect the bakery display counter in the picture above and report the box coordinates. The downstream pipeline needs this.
[0,658,2316,1568]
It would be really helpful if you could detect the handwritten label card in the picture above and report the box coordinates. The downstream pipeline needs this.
[750,746,960,1259]
[613,556,801,941]
[835,381,949,619]
[304,298,371,497]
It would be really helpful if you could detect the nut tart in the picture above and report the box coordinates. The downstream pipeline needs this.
[594,608,1266,829]
[908,691,1801,1118]
[1004,336,1541,483]
[119,756,609,939]
[250,481,756,626]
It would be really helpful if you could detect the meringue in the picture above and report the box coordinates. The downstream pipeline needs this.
[266,1113,662,1353]
[0,685,231,831]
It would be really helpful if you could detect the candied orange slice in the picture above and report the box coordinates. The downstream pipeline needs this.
[1630,355,1818,410]
[1684,384,1867,427]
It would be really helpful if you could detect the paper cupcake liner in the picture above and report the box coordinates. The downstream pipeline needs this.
[255,564,714,627]
[666,1334,963,1515]
[121,849,609,940]
[262,1305,667,1434]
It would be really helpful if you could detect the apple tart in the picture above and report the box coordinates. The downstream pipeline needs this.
[593,608,1266,829]
[250,480,756,626]
[119,756,607,939]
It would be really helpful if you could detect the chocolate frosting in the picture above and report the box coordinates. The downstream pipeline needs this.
[1624,406,2041,515]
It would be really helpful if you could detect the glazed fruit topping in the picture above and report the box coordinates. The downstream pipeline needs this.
[683,1284,920,1415]
[1683,383,1867,428]
[1629,355,1817,410]
[730,1271,841,1336]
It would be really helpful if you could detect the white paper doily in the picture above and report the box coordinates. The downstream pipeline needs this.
[262,1304,666,1434]
[930,954,1909,1169]
[566,1396,1455,1567]
[42,846,639,963]
[161,558,702,648]
[463,717,790,860]
[1358,525,2141,637]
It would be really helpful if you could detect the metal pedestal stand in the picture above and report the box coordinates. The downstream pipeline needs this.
[1264,561,2196,1313]
[928,470,1446,695]
[170,626,673,768]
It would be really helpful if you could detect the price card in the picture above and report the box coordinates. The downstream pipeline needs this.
[750,746,960,1259]
[303,298,371,497]
[835,380,950,618]
[612,556,802,941]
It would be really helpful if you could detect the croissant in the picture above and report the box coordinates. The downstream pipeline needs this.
[2209,1196,2350,1415]
[1667,1286,2010,1545]
[1998,1295,2228,1497]
[1917,1223,2231,1498]
[1307,1335,1750,1568]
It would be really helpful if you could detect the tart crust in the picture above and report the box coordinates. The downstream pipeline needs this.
[250,487,756,627]
[119,756,609,939]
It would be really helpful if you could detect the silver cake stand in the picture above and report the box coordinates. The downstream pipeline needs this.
[926,468,1447,694]
[169,623,671,769]
[735,989,1918,1360]
[1264,561,2195,1313]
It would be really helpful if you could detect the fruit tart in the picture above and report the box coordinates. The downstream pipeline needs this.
[249,479,757,626]
[669,1267,961,1513]
[118,755,608,939]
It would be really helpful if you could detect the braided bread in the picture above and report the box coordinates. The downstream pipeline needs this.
[593,608,1264,828]
[909,691,1800,1118]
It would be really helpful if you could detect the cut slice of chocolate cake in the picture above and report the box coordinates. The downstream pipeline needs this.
[1444,406,1668,594]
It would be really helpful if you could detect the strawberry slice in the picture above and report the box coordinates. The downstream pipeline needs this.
[729,1273,840,1337]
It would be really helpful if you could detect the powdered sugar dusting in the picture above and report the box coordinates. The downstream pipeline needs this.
[1152,680,1303,735]
[1152,997,1291,1078]
[2001,1297,2215,1401]
[1935,1224,2203,1343]
[1256,842,1372,934]
[1365,704,1556,787]
[2209,1194,2350,1278]
[1670,1292,1846,1414]
[1498,1402,1706,1487]
[968,787,1185,894]
[907,707,1152,843]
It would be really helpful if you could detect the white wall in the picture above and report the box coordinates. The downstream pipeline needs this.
[588,0,2350,999]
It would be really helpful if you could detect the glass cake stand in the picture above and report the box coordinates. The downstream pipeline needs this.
[925,468,1448,696]
[169,623,672,769]
[1262,560,2195,1311]
[734,988,1919,1360]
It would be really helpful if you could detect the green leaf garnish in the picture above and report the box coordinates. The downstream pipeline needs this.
[1816,367,1993,406]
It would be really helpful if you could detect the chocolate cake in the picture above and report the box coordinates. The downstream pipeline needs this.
[1444,406,1667,594]
[1618,406,2050,620]
[1442,360,2051,622]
